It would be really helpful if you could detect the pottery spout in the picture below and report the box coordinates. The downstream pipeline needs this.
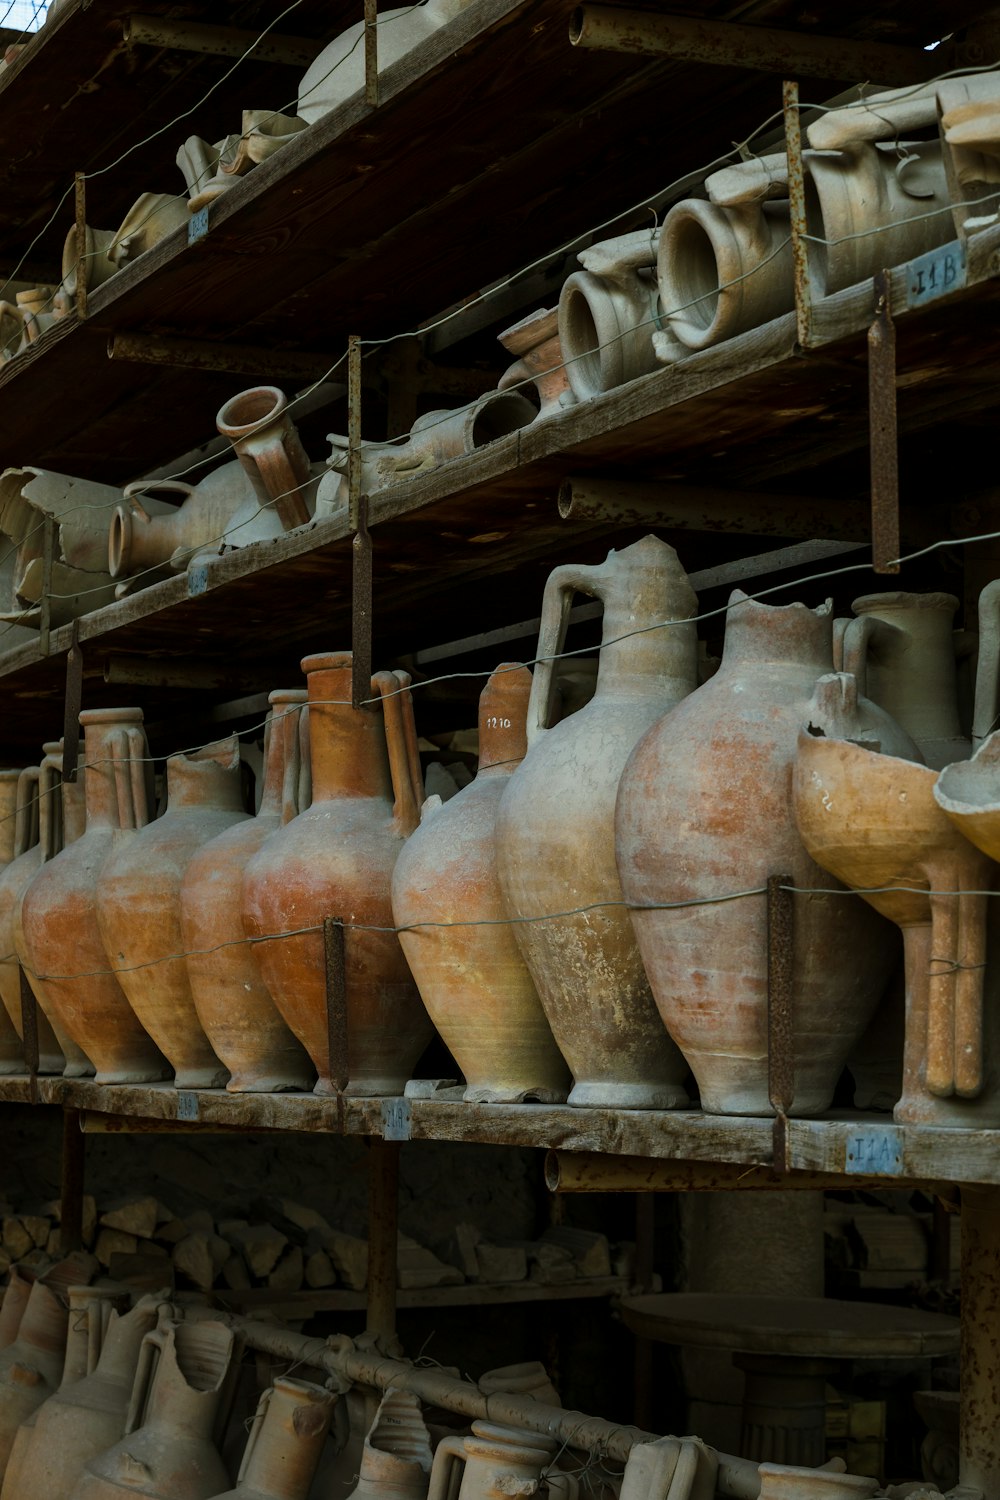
[108,481,199,580]
[558,229,661,398]
[217,386,311,529]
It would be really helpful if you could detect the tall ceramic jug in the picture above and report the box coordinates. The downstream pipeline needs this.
[495,536,699,1108]
[616,599,916,1116]
[840,592,971,770]
[392,664,570,1102]
[181,693,314,1093]
[345,1387,432,1500]
[209,1377,337,1500]
[0,1277,70,1476]
[243,653,432,1096]
[70,1319,237,1500]
[97,738,250,1088]
[426,1422,560,1500]
[20,710,168,1085]
[2,1293,165,1500]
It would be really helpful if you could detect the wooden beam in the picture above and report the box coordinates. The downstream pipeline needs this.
[123,16,320,68]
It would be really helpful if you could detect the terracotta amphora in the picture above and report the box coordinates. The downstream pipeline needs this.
[426,1422,560,1500]
[392,664,570,1102]
[97,738,249,1089]
[496,308,575,419]
[69,1318,237,1500]
[495,536,699,1108]
[244,653,432,1096]
[2,1291,164,1500]
[20,710,168,1085]
[181,692,315,1093]
[209,1377,337,1500]
[0,1277,70,1477]
[215,386,315,535]
[345,1387,432,1500]
[794,715,995,1127]
[0,468,124,626]
[108,468,251,590]
[558,230,661,399]
[616,609,918,1118]
[840,592,971,770]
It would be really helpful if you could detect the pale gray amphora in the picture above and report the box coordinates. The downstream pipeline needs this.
[209,1376,337,1500]
[495,534,699,1108]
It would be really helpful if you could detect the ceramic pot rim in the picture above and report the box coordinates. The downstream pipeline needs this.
[79,707,144,725]
[301,650,352,676]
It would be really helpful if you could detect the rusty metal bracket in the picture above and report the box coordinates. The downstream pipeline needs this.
[323,915,349,1093]
[38,512,55,656]
[63,620,83,781]
[364,0,379,106]
[783,80,813,352]
[767,873,794,1171]
[74,172,87,320]
[869,270,901,575]
[19,963,38,1104]
[352,496,373,711]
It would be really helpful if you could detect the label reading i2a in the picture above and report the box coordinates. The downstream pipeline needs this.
[844,1127,903,1176]
[381,1097,411,1141]
[905,241,966,308]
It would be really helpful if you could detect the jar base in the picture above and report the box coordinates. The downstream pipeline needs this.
[465,1082,569,1104]
[226,1070,315,1094]
[173,1065,229,1090]
[568,1078,689,1110]
[93,1062,173,1085]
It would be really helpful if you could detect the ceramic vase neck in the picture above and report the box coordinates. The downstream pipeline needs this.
[478,665,530,774]
[166,740,244,812]
[147,1328,231,1437]
[240,1378,334,1497]
[306,666,393,804]
[97,1301,161,1391]
[591,540,698,701]
[259,694,306,819]
[720,594,834,676]
[81,713,148,832]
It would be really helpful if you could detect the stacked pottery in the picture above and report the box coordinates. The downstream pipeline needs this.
[208,1377,337,1500]
[20,710,169,1085]
[495,536,699,1108]
[70,1319,238,1500]
[616,602,919,1116]
[557,231,661,399]
[97,738,249,1089]
[181,693,314,1093]
[244,653,432,1096]
[392,665,570,1103]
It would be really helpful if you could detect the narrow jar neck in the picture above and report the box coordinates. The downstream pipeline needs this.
[83,719,144,832]
[307,667,392,803]
[720,597,834,676]
[166,746,244,812]
[259,697,305,817]
[242,1382,333,1496]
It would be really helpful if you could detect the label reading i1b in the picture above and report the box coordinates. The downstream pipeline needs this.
[844,1126,903,1176]
[905,241,966,308]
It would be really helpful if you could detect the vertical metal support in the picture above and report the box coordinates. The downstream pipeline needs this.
[38,512,55,656]
[632,1193,656,1428]
[60,1108,85,1252]
[348,334,373,710]
[19,964,38,1104]
[766,874,794,1171]
[366,1138,400,1343]
[869,269,901,576]
[323,915,349,1092]
[960,1187,1000,1493]
[364,0,379,106]
[63,620,83,782]
[74,172,88,319]
[783,80,812,350]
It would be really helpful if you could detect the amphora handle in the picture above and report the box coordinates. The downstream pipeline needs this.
[528,559,613,742]
[427,1434,468,1500]
[973,578,1000,747]
[124,1323,170,1436]
[13,767,39,860]
[840,613,905,699]
[372,670,423,836]
[109,726,150,832]
[121,479,196,522]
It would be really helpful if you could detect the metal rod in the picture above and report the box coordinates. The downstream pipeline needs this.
[74,172,87,320]
[18,965,38,1104]
[364,0,379,106]
[767,873,795,1172]
[556,476,872,541]
[38,512,55,657]
[567,6,930,84]
[960,1187,1000,1493]
[62,621,82,783]
[352,495,373,711]
[869,270,901,576]
[366,1138,399,1342]
[59,1107,85,1252]
[108,332,336,383]
[543,1151,938,1194]
[323,916,349,1093]
[103,654,255,692]
[123,16,320,67]
[783,80,813,352]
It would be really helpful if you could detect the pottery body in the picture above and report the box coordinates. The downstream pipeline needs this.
[244,654,430,1095]
[70,1319,236,1500]
[0,1279,69,1476]
[345,1388,432,1500]
[21,711,168,1085]
[108,467,252,588]
[209,1377,336,1500]
[393,665,570,1103]
[558,231,661,399]
[842,592,970,770]
[496,308,575,418]
[108,193,189,268]
[426,1421,559,1500]
[60,224,117,301]
[496,537,699,1108]
[617,610,914,1118]
[181,692,315,1092]
[938,69,1000,233]
[97,738,249,1088]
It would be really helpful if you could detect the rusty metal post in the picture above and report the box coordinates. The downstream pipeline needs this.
[18,964,38,1104]
[783,81,812,352]
[366,1138,400,1343]
[74,172,87,319]
[60,1108,85,1252]
[869,270,901,575]
[347,335,373,710]
[960,1187,1000,1493]
[364,0,379,106]
[767,874,794,1172]
[38,511,55,656]
[323,915,349,1093]
[63,621,83,782]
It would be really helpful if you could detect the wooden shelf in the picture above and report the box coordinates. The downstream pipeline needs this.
[215,1275,630,1320]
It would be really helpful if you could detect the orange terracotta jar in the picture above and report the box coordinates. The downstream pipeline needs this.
[243,653,431,1095]
[97,739,249,1089]
[180,692,314,1093]
[21,712,168,1085]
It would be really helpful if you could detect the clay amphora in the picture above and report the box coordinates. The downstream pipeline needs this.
[938,69,1000,235]
[757,1463,878,1499]
[619,1436,717,1500]
[0,1278,69,1476]
[107,193,188,268]
[69,1319,237,1500]
[60,224,117,302]
[426,1422,559,1500]
[793,718,994,1127]
[841,592,971,770]
[181,692,315,1093]
[0,1293,163,1500]
[217,110,308,181]
[0,1275,30,1353]
[97,737,249,1088]
[496,308,575,419]
[558,230,661,399]
[616,608,916,1117]
[0,467,122,626]
[244,654,431,1095]
[495,536,699,1108]
[215,386,316,536]
[392,664,570,1102]
[20,710,168,1085]
[345,1387,432,1500]
[658,154,794,351]
[108,469,251,589]
[0,770,23,1074]
[209,1377,337,1500]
